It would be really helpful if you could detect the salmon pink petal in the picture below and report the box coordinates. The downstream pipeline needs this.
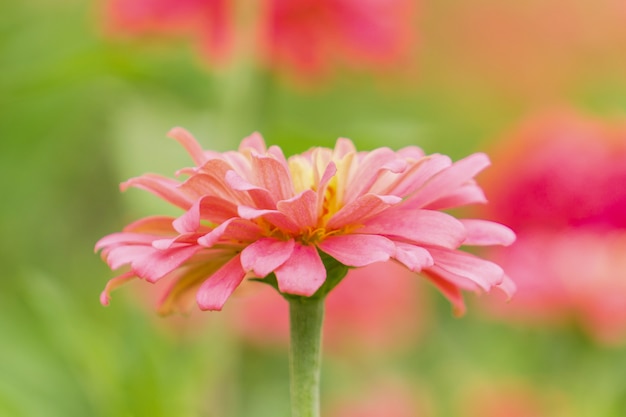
[197,218,263,247]
[122,216,177,234]
[95,232,157,251]
[100,271,136,306]
[132,245,201,283]
[105,245,154,270]
[275,244,326,296]
[333,138,357,159]
[241,238,295,277]
[461,219,516,246]
[167,127,208,166]
[326,194,402,230]
[344,147,400,202]
[121,174,192,209]
[239,132,266,154]
[362,209,467,249]
[382,154,451,197]
[319,234,395,267]
[238,206,301,233]
[405,153,491,209]
[252,154,295,201]
[225,170,276,209]
[393,242,434,272]
[196,254,247,311]
[429,248,505,291]
[178,172,246,204]
[152,233,203,250]
[497,274,517,299]
[422,270,467,316]
[424,182,487,210]
[173,195,238,233]
[277,190,318,230]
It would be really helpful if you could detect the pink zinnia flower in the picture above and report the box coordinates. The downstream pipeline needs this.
[96,129,514,314]
[479,112,626,344]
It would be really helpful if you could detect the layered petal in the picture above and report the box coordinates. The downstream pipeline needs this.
[196,254,247,311]
[241,238,295,277]
[275,244,326,296]
[318,234,395,267]
[361,209,467,249]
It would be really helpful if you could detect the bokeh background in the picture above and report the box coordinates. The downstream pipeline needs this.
[2,0,626,416]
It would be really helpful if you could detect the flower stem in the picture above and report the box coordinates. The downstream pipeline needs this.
[288,296,325,417]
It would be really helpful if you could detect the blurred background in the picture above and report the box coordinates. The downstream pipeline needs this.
[2,0,626,416]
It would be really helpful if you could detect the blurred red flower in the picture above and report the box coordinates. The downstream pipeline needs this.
[479,111,626,344]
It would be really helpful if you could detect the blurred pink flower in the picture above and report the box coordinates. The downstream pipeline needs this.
[228,261,426,352]
[461,381,571,417]
[326,379,431,417]
[102,0,233,62]
[480,112,626,344]
[99,0,418,80]
[257,0,417,81]
[96,128,514,314]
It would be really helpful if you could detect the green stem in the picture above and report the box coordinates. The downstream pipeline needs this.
[288,296,325,417]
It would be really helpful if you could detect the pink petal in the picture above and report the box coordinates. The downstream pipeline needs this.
[318,234,395,267]
[382,154,451,197]
[197,218,263,247]
[361,209,467,249]
[121,174,192,209]
[404,153,490,209]
[122,216,177,234]
[100,271,136,306]
[167,127,208,166]
[393,242,434,272]
[421,269,467,316]
[497,274,517,299]
[179,171,248,205]
[277,190,318,230]
[240,238,295,277]
[252,154,295,201]
[275,244,326,296]
[333,138,357,159]
[344,147,400,203]
[237,206,301,233]
[105,245,153,270]
[196,254,247,311]
[152,233,204,250]
[95,232,158,252]
[172,195,238,233]
[460,219,516,247]
[326,193,402,230]
[239,132,267,154]
[424,182,487,210]
[225,170,276,209]
[429,248,505,291]
[132,245,201,283]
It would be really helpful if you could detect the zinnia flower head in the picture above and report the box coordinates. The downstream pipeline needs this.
[96,129,515,315]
